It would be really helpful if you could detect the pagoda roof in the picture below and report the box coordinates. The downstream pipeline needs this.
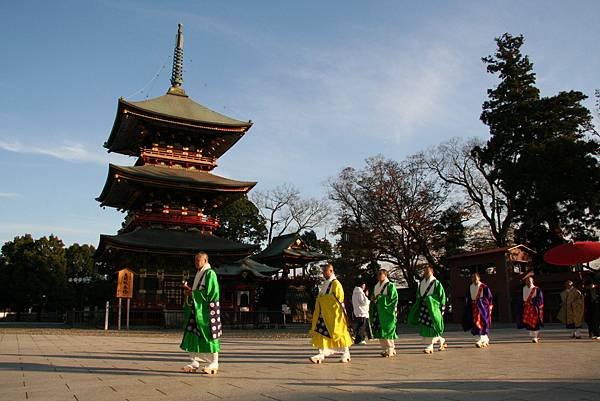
[95,227,257,258]
[104,94,252,157]
[97,164,256,209]
[253,233,327,265]
[217,258,280,279]
[123,93,251,128]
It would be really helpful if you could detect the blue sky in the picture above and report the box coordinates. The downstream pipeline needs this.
[0,0,598,246]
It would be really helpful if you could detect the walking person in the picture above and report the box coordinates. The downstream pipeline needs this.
[352,280,371,345]
[180,252,221,374]
[558,280,584,339]
[371,268,399,357]
[462,272,493,348]
[408,265,447,354]
[584,279,600,340]
[309,263,353,363]
[516,275,544,343]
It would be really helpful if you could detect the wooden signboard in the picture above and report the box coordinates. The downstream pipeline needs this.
[116,268,134,299]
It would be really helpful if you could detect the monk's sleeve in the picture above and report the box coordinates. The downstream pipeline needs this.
[332,280,345,303]
[205,270,220,302]
[484,286,493,305]
[534,288,544,308]
[386,284,398,308]
[436,282,447,313]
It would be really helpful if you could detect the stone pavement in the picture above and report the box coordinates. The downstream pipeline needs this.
[1,326,599,401]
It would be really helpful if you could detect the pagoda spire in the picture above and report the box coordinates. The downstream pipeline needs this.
[168,23,186,96]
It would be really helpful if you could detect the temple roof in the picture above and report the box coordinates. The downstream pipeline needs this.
[104,95,251,157]
[97,164,256,209]
[445,244,535,261]
[217,258,280,279]
[104,24,252,157]
[96,227,257,258]
[124,93,250,128]
[253,233,327,266]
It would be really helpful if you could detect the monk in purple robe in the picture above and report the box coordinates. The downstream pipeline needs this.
[462,272,493,348]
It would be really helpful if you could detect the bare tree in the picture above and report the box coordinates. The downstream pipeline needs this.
[251,184,331,244]
[290,198,331,234]
[422,138,513,247]
[329,155,451,289]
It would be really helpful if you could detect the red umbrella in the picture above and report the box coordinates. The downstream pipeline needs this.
[544,241,600,266]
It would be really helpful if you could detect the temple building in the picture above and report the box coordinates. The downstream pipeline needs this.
[447,245,590,323]
[95,24,259,315]
[253,233,328,278]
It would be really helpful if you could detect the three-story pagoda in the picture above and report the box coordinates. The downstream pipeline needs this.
[95,25,258,310]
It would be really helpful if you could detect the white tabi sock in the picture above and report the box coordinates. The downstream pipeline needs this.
[206,353,218,369]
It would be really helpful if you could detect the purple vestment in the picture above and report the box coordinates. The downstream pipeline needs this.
[462,284,493,336]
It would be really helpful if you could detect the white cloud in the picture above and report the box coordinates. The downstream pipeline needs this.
[235,36,467,148]
[0,138,108,164]
[0,192,20,198]
[0,223,97,236]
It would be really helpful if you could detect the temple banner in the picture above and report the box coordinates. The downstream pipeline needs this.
[116,268,134,298]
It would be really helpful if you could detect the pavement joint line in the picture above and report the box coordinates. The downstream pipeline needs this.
[227,383,243,389]
[207,391,223,399]
[155,388,167,396]
[179,380,193,386]
[73,395,79,401]
[275,384,296,391]
[259,394,283,401]
[329,385,355,393]
[109,385,118,392]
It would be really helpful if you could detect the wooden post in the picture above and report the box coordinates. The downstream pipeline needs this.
[126,298,130,330]
[117,298,122,330]
[104,301,109,331]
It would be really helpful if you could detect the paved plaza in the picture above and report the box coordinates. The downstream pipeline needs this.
[1,326,599,401]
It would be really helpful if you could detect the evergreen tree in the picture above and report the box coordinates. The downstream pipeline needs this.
[475,33,600,256]
[214,195,267,245]
[0,235,67,318]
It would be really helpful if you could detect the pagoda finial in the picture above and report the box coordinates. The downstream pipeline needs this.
[168,23,186,96]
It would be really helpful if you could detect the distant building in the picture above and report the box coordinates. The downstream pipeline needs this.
[447,245,591,323]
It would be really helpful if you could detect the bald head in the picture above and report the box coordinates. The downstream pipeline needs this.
[195,252,208,270]
[322,263,334,279]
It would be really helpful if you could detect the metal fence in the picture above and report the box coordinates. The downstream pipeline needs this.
[61,309,297,329]
[0,312,66,323]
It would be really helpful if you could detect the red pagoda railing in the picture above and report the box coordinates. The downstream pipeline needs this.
[123,210,220,231]
[140,146,217,170]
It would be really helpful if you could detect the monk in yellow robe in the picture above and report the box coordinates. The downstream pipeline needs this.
[309,263,352,363]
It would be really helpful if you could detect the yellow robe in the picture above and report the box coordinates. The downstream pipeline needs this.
[310,279,353,349]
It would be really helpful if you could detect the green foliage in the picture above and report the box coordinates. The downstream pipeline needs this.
[434,205,467,258]
[65,243,96,278]
[299,230,333,257]
[476,33,600,255]
[214,195,267,245]
[0,236,112,316]
[0,234,67,315]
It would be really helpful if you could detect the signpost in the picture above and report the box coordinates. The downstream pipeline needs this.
[104,301,109,331]
[281,304,291,327]
[116,268,134,330]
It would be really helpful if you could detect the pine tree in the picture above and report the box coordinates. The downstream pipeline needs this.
[475,33,600,255]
